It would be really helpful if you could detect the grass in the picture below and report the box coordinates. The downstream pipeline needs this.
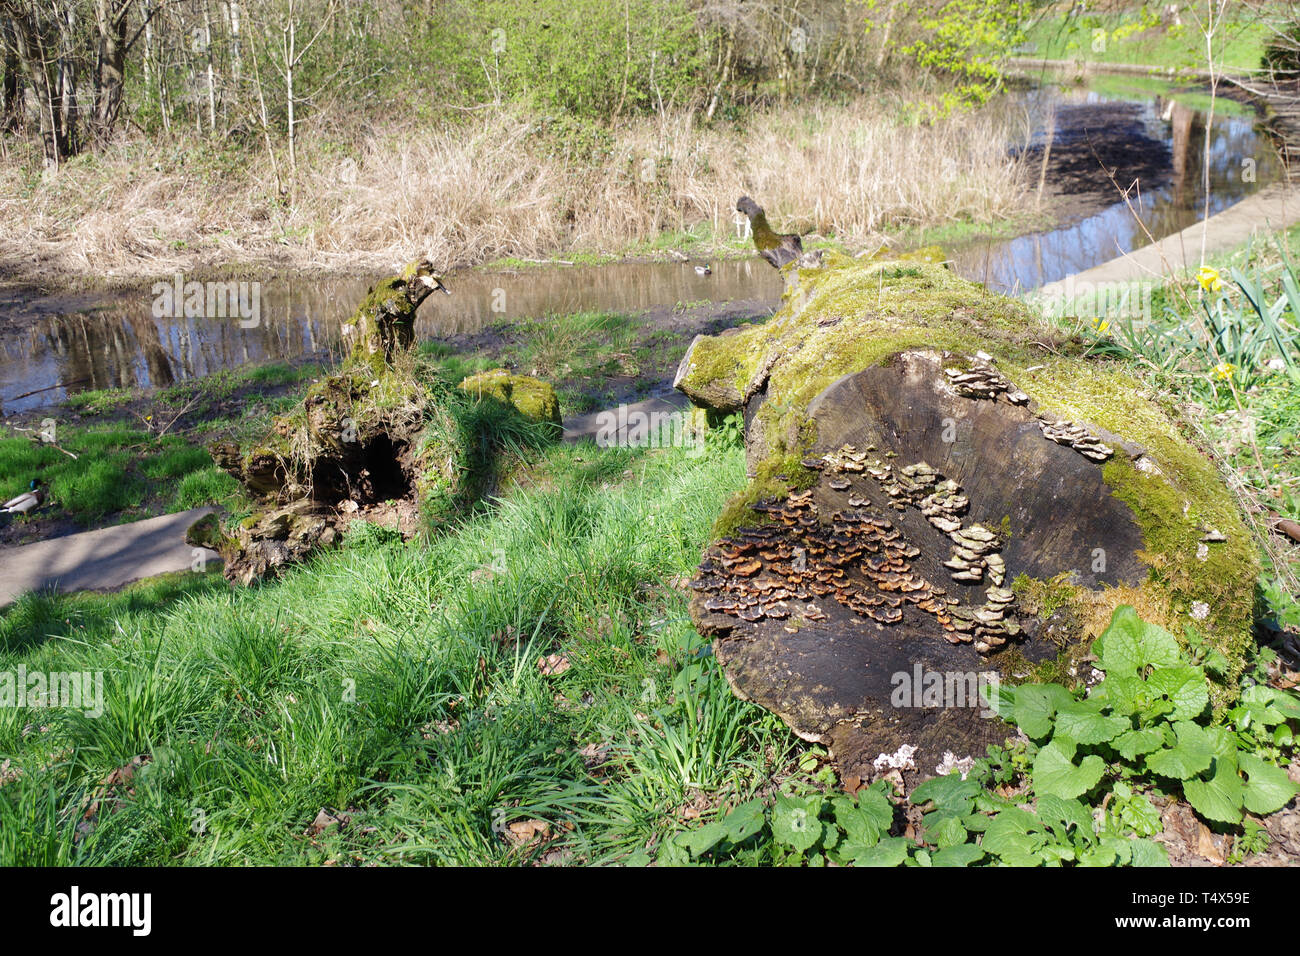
[0,250,1296,866]
[422,310,707,415]
[0,436,815,865]
[0,425,248,527]
[0,97,1033,285]
[1023,5,1273,74]
[1081,71,1259,116]
[0,362,325,534]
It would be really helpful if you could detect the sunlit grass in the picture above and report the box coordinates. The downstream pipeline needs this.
[0,437,798,865]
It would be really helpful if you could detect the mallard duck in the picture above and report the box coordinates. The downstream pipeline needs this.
[695,264,712,276]
[2,479,44,516]
[736,196,805,270]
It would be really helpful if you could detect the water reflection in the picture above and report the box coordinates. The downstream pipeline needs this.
[952,87,1281,292]
[0,260,782,413]
[0,82,1284,413]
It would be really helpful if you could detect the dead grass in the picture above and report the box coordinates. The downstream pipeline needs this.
[0,96,1033,282]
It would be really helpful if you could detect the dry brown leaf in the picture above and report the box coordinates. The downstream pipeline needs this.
[538,653,571,677]
[505,819,550,847]
[1197,823,1226,864]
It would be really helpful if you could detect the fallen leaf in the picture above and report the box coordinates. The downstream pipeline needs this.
[578,743,608,769]
[1197,823,1226,864]
[538,653,571,677]
[308,809,340,837]
[505,819,551,847]
[1269,514,1300,544]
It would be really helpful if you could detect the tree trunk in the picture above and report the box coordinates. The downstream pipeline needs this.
[1,17,20,132]
[678,256,1259,782]
[2,2,72,169]
[92,0,130,145]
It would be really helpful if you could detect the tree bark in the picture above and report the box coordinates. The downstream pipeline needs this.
[92,0,130,145]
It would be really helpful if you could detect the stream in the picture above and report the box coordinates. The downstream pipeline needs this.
[0,78,1284,415]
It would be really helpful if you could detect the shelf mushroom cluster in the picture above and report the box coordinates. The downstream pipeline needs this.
[690,441,1029,654]
[943,361,1030,405]
[690,489,950,629]
[1035,416,1115,462]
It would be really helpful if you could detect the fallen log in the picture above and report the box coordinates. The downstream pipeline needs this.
[677,254,1259,784]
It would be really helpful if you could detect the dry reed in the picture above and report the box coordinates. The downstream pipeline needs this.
[0,97,1033,282]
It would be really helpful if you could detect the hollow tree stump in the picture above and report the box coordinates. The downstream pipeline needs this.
[209,259,451,584]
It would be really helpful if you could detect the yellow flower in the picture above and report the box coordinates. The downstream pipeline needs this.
[1213,361,1235,381]
[1197,266,1224,293]
[1091,317,1111,334]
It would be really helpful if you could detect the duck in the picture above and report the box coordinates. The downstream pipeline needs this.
[2,479,45,516]
[695,264,712,276]
[736,196,806,270]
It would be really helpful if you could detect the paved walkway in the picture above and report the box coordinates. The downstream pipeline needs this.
[0,507,221,607]
[562,389,691,444]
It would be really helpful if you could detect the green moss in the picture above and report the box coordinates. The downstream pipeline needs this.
[1012,571,1082,621]
[458,369,563,433]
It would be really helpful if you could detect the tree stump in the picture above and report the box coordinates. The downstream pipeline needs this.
[210,260,449,584]
[677,254,1258,783]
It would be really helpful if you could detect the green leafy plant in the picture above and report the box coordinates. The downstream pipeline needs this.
[991,606,1299,828]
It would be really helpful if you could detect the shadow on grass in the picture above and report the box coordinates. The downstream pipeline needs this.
[0,571,227,655]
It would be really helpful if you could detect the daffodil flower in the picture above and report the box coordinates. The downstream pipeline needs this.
[1213,361,1235,381]
[1197,266,1223,294]
[1091,318,1111,334]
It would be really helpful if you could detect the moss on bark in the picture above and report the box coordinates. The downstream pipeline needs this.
[678,254,1259,688]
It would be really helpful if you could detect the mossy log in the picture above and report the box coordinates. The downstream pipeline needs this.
[458,369,563,438]
[678,254,1258,783]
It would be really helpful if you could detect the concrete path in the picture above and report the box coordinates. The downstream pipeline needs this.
[562,389,691,444]
[1005,57,1221,82]
[0,507,220,607]
[1034,182,1300,306]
